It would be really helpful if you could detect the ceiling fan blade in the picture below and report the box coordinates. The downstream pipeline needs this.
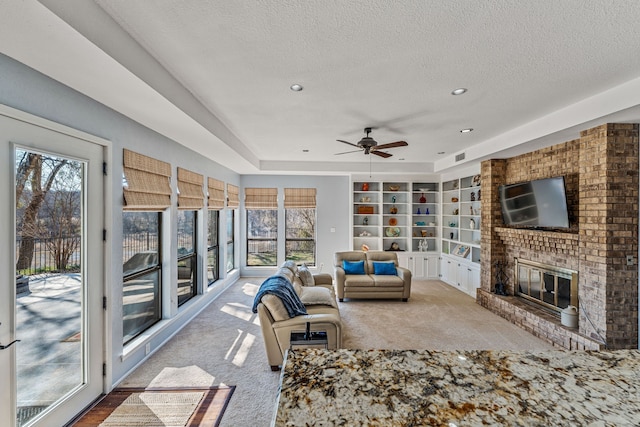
[374,141,408,150]
[337,139,360,148]
[334,149,363,155]
[372,150,392,158]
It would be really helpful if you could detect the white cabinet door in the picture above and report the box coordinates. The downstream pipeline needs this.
[468,264,481,298]
[412,255,425,278]
[446,259,458,287]
[456,263,481,297]
[457,263,471,293]
[424,255,439,279]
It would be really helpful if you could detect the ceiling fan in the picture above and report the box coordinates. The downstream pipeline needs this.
[336,127,408,158]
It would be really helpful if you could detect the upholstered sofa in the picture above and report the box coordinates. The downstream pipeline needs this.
[253,262,342,371]
[334,251,412,301]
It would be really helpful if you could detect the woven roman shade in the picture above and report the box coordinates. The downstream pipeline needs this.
[245,188,278,209]
[123,149,172,211]
[284,188,317,208]
[207,177,225,210]
[177,167,204,210]
[227,184,239,208]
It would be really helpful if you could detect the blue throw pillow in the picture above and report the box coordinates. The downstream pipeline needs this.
[373,261,397,275]
[343,260,365,275]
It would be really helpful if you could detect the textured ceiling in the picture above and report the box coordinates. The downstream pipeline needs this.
[3,1,640,175]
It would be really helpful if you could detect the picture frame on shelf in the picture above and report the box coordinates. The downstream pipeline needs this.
[452,244,470,258]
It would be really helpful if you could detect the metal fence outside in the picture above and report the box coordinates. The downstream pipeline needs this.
[15,236,81,275]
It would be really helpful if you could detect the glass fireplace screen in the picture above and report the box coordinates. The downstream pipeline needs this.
[515,258,578,313]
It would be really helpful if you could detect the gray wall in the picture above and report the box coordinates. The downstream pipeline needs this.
[0,53,242,386]
[240,175,351,276]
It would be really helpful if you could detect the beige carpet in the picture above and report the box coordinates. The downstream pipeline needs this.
[120,279,553,427]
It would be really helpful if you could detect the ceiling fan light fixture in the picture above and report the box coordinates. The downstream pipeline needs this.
[290,83,303,92]
[451,87,467,95]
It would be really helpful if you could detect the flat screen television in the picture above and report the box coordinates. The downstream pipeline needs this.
[499,176,569,228]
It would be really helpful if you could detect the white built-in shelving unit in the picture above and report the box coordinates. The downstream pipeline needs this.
[351,179,440,279]
[439,174,481,297]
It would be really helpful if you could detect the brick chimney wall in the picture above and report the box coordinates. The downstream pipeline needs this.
[477,123,638,350]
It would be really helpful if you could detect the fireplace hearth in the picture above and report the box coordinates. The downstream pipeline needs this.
[515,258,578,315]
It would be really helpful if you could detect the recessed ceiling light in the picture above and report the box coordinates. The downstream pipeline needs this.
[451,88,467,95]
[460,128,474,133]
[302,149,309,152]
[437,151,445,155]
[290,84,303,92]
[398,158,405,161]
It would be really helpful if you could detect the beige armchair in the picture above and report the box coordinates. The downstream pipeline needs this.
[255,267,342,371]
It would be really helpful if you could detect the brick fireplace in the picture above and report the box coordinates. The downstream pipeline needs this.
[477,123,639,350]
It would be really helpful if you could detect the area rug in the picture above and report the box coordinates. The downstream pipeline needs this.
[71,386,235,427]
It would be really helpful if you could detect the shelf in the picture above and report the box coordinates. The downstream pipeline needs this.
[439,174,481,263]
[352,180,440,253]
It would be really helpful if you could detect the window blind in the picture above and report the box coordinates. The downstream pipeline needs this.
[284,188,317,208]
[245,187,278,209]
[122,149,172,211]
[227,183,239,208]
[177,167,204,210]
[207,177,225,210]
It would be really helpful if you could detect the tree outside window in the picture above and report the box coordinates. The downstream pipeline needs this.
[285,207,316,265]
[246,209,277,266]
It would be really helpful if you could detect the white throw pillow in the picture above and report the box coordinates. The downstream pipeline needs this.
[297,263,315,286]
[282,260,298,275]
[299,286,336,308]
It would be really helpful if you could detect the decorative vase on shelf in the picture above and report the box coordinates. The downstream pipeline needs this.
[390,205,398,214]
[391,195,396,203]
[362,182,369,191]
[416,208,421,215]
[363,216,369,226]
[425,207,429,215]
[470,192,475,201]
[419,193,426,203]
[469,219,476,230]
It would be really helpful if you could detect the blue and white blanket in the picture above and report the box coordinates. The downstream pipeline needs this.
[252,275,308,317]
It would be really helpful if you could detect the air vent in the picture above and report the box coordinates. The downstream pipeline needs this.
[455,152,466,162]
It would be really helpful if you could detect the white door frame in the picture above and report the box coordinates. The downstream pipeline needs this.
[0,104,111,427]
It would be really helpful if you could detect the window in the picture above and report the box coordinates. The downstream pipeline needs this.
[176,167,203,306]
[177,210,197,305]
[245,188,278,266]
[206,177,224,285]
[226,209,235,272]
[285,209,316,265]
[285,188,317,265]
[207,210,219,285]
[247,209,278,266]
[226,184,239,273]
[122,212,162,344]
[122,149,171,344]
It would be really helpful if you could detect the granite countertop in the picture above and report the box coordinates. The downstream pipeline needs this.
[273,348,640,426]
